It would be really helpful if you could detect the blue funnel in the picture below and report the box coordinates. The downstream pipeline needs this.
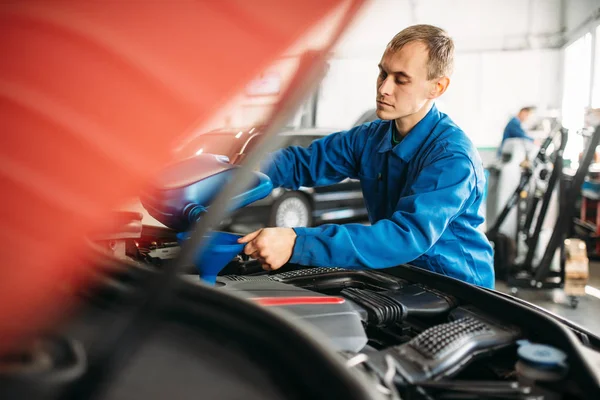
[177,231,245,285]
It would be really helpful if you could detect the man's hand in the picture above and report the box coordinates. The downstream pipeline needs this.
[238,228,297,271]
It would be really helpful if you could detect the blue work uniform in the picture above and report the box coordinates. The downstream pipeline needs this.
[262,104,494,288]
[499,116,533,153]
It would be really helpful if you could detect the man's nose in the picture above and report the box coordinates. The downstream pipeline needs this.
[378,77,393,96]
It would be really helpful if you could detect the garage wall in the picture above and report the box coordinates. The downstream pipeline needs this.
[317,49,561,148]
[316,0,564,148]
[565,0,600,38]
[438,50,561,148]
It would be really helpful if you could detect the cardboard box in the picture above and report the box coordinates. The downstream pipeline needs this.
[564,239,589,296]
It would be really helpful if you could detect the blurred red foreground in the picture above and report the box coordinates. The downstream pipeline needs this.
[0,1,364,353]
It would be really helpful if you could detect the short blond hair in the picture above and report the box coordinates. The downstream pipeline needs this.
[387,24,454,80]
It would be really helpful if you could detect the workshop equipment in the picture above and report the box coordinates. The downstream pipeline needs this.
[488,124,600,308]
[563,238,589,308]
[508,125,600,307]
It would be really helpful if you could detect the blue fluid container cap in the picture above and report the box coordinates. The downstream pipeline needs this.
[517,341,567,368]
[177,231,245,285]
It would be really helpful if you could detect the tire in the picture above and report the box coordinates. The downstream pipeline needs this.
[269,192,313,228]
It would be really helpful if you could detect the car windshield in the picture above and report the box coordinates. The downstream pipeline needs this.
[191,133,246,159]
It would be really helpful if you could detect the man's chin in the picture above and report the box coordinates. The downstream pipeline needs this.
[375,108,396,121]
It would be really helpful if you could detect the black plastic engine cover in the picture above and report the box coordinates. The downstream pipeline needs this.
[195,275,369,353]
[341,284,456,325]
[366,307,520,384]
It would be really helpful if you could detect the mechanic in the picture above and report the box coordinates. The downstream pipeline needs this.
[239,24,494,288]
[498,106,536,154]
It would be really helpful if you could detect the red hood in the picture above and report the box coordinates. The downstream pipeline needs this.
[0,0,365,353]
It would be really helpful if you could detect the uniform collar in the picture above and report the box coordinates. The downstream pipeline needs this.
[377,103,442,162]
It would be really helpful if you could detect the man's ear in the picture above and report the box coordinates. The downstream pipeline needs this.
[429,76,450,99]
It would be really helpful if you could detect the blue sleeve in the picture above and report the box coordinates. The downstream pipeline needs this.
[289,150,477,268]
[506,119,533,141]
[260,127,364,189]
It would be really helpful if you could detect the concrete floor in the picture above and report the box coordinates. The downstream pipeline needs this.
[495,262,600,337]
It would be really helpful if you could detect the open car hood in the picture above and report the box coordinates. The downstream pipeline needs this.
[0,0,365,351]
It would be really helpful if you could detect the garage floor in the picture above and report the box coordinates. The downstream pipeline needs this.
[495,262,600,337]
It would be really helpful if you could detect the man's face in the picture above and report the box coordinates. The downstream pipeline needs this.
[376,41,435,121]
[519,110,532,123]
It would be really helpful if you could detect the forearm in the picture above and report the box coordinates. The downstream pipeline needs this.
[290,220,431,269]
[260,131,359,189]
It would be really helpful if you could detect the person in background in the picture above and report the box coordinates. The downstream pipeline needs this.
[499,106,536,154]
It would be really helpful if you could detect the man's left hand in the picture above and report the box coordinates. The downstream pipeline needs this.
[238,227,297,271]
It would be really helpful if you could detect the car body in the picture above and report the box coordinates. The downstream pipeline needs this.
[141,241,181,265]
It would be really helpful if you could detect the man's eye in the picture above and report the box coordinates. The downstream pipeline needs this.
[379,71,387,79]
[395,78,407,85]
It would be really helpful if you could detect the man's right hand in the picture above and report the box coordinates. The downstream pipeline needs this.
[238,227,297,271]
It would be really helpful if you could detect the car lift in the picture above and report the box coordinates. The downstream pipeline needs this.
[486,126,565,278]
[487,125,600,308]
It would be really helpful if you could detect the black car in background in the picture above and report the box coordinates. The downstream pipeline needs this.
[188,128,368,231]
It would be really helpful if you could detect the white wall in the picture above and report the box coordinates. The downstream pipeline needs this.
[317,60,378,129]
[334,0,563,58]
[565,0,600,37]
[443,50,561,147]
[317,49,561,147]
[316,0,564,148]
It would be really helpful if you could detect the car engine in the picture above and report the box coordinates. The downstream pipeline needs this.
[211,263,581,399]
[3,234,600,400]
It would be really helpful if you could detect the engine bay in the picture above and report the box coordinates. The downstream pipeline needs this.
[183,261,593,399]
[4,251,600,400]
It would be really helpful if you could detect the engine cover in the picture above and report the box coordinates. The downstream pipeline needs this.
[212,275,368,353]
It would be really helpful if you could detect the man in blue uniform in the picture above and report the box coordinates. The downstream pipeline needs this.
[239,24,494,288]
[499,106,535,153]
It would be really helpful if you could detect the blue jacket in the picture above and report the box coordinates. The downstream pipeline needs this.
[262,104,494,288]
[500,116,533,152]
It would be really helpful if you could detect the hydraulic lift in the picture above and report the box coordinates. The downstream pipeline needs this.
[487,124,600,308]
